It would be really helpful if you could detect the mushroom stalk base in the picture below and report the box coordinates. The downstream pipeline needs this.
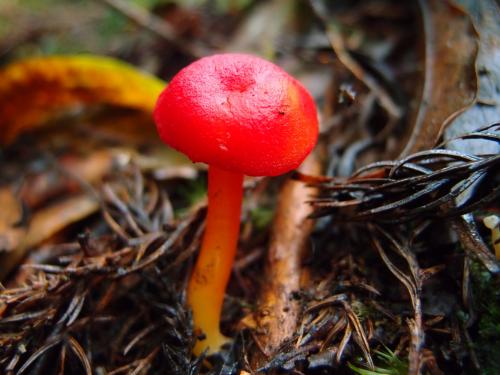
[188,165,244,355]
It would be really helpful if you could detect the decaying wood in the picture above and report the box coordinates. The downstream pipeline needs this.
[251,152,321,369]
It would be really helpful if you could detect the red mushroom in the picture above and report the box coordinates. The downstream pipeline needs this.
[154,53,318,354]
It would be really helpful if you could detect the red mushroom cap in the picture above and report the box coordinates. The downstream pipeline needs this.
[154,53,318,176]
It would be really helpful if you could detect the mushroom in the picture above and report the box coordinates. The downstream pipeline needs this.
[154,53,318,354]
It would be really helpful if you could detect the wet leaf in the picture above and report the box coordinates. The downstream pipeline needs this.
[444,0,500,155]
[0,55,165,144]
[400,0,478,155]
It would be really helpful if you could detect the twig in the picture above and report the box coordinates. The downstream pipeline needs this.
[370,225,424,375]
[305,125,500,224]
[98,0,206,58]
[251,152,321,369]
[452,214,499,274]
[342,301,374,369]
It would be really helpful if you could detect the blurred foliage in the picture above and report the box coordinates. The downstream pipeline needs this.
[0,0,255,63]
[177,0,253,13]
[178,177,207,210]
[250,206,274,230]
[0,0,154,60]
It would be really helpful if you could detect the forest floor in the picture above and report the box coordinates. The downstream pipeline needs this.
[0,0,499,374]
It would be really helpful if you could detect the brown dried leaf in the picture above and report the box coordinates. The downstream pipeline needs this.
[0,189,23,252]
[444,0,500,155]
[400,0,478,156]
[21,195,99,250]
[0,194,99,279]
[18,149,115,209]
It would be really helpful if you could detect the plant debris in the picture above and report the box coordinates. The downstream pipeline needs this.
[0,0,499,374]
[303,123,500,224]
[0,168,205,374]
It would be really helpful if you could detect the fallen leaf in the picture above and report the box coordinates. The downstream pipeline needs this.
[18,149,115,209]
[400,0,478,156]
[0,55,165,144]
[444,0,500,155]
[0,194,99,280]
[0,189,23,253]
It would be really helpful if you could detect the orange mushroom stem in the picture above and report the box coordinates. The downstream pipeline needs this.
[188,166,243,354]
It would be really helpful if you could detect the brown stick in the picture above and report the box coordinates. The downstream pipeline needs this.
[251,152,321,369]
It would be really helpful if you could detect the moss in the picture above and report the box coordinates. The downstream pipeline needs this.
[175,177,207,216]
[470,261,500,375]
[249,206,274,230]
[349,347,408,375]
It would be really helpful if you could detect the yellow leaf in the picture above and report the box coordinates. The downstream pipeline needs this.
[0,55,165,144]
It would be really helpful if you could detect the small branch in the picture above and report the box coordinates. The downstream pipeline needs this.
[307,126,500,223]
[251,152,321,369]
[452,214,499,274]
[370,225,424,375]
